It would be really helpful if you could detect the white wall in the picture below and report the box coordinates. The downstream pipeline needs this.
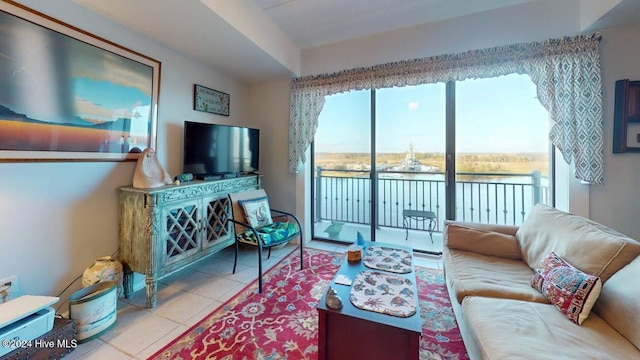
[247,80,309,243]
[247,80,294,207]
[4,0,640,303]
[296,0,592,222]
[0,1,250,299]
[301,0,581,76]
[590,22,640,238]
[250,0,640,241]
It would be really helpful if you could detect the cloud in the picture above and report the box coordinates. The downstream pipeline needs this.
[69,42,153,96]
[75,96,132,122]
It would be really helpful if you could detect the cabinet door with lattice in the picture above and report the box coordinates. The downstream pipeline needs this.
[201,195,234,251]
[162,200,202,265]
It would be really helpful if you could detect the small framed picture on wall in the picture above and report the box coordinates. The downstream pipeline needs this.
[194,84,230,116]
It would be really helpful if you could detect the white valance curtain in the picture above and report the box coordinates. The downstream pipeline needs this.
[289,33,604,184]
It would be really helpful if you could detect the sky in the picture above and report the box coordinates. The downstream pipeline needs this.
[74,77,150,123]
[1,9,153,125]
[315,73,550,154]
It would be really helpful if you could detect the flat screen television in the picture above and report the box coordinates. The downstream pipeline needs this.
[183,121,259,177]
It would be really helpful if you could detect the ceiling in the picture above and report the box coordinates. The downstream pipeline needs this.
[253,0,542,49]
[72,0,640,84]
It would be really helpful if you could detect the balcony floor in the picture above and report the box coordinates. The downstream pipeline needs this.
[313,220,444,255]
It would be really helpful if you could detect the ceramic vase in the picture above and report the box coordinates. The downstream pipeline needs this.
[82,256,124,297]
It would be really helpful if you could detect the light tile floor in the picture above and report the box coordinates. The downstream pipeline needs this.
[64,240,442,359]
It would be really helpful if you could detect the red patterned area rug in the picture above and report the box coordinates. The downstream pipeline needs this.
[149,248,469,360]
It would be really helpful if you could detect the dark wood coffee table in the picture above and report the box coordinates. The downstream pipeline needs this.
[317,241,421,359]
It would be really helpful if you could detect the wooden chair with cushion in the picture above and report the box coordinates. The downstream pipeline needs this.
[228,189,303,292]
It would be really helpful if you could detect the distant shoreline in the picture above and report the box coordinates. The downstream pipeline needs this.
[315,152,549,176]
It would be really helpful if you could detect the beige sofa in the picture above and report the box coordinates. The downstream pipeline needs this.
[443,204,640,360]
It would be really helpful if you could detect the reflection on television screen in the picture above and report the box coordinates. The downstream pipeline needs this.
[183,121,259,177]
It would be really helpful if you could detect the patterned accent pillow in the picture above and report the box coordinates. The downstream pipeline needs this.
[531,252,602,325]
[238,196,273,228]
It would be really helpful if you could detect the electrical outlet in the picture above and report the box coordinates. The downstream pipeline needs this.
[0,275,21,303]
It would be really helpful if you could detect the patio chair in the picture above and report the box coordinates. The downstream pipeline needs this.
[228,189,303,292]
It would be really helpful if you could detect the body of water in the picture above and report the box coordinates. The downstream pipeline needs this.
[315,171,549,231]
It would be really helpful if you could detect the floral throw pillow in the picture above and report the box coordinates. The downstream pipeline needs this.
[239,196,273,228]
[531,252,602,325]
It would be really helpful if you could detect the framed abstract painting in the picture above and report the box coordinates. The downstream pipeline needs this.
[0,1,161,161]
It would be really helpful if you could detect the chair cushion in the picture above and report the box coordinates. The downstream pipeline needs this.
[238,196,273,228]
[531,252,602,325]
[237,221,298,246]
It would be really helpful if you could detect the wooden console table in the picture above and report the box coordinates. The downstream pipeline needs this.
[119,175,261,308]
[317,242,421,359]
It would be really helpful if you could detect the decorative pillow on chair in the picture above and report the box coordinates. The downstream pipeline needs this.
[531,252,602,325]
[239,196,273,228]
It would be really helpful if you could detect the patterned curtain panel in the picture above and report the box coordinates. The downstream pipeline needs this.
[527,35,604,184]
[288,87,325,173]
[289,33,604,183]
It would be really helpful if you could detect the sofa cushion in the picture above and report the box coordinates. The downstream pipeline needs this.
[444,220,519,235]
[445,223,522,260]
[443,247,548,305]
[462,296,640,359]
[516,204,640,282]
[593,255,640,351]
[532,252,601,325]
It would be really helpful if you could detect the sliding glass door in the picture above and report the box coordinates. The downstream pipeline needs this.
[312,74,552,251]
[375,84,446,252]
[313,90,372,243]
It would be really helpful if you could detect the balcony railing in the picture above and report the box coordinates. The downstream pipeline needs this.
[314,167,549,234]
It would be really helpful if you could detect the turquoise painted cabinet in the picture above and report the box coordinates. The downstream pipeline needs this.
[118,175,261,308]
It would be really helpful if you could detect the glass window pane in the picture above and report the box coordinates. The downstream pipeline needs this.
[455,74,550,225]
[376,83,446,253]
[313,90,371,242]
